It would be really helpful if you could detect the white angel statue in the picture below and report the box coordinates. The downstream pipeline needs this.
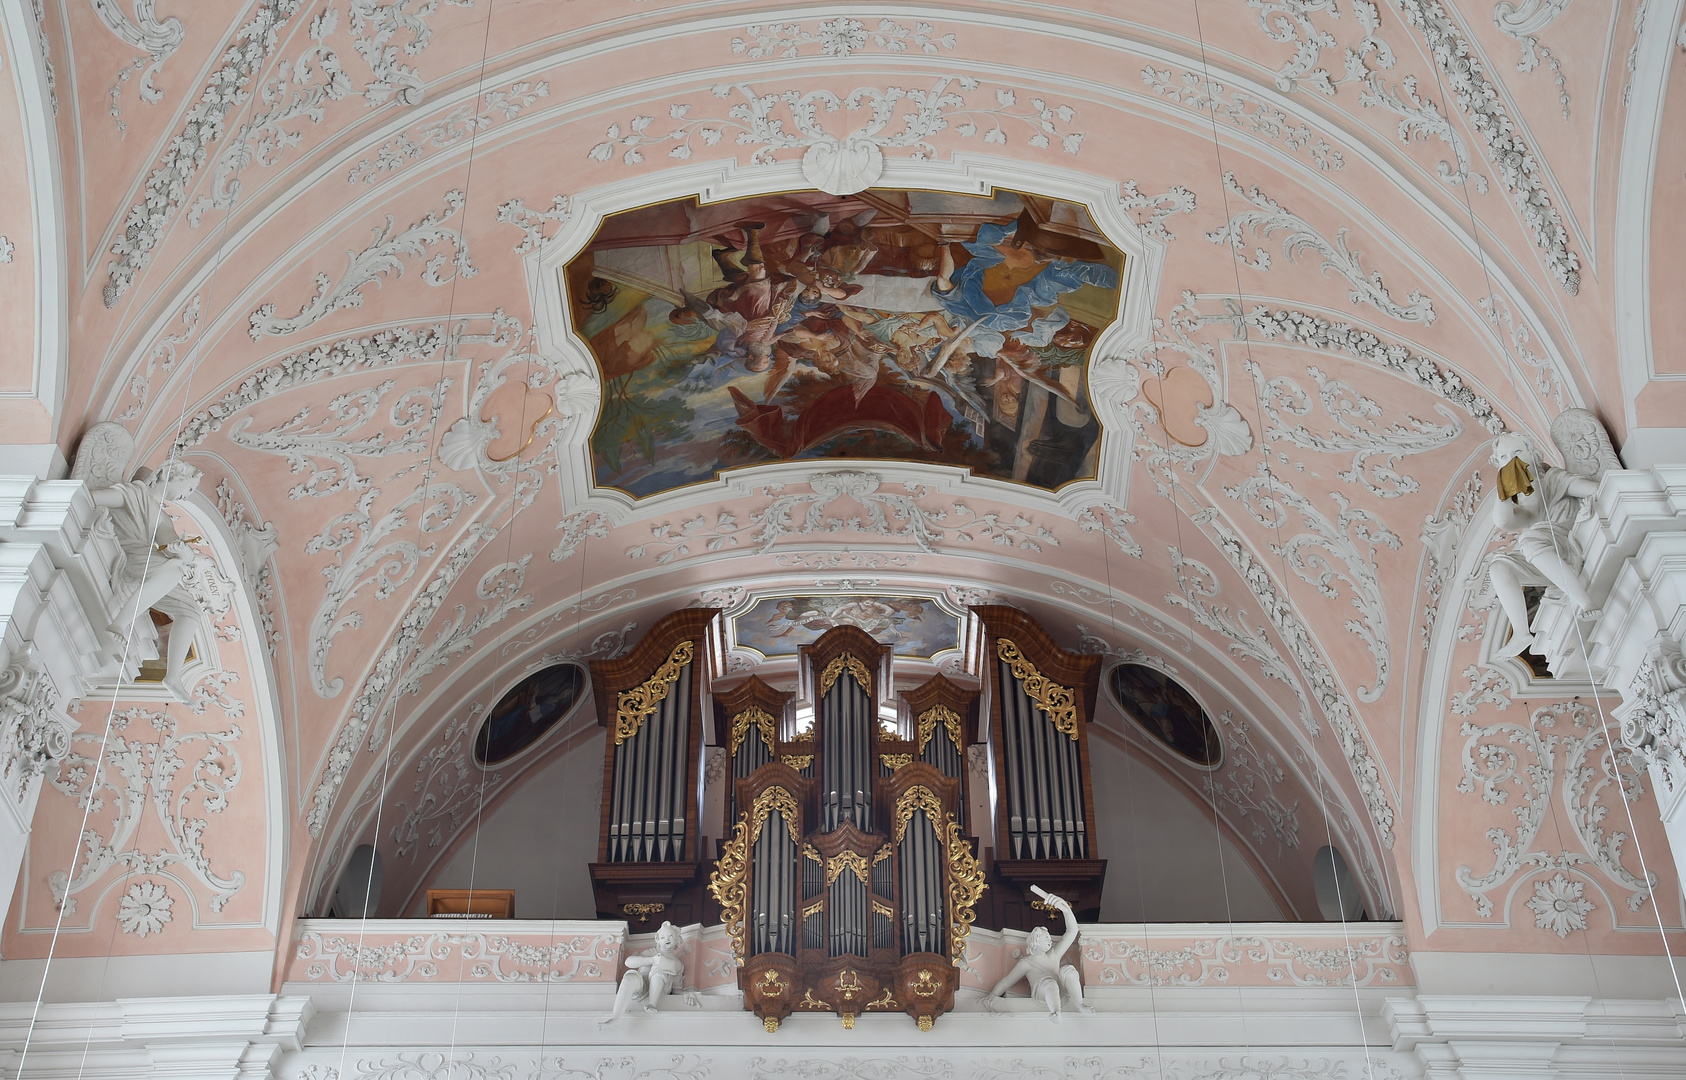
[73,423,213,702]
[599,920,688,1027]
[1485,409,1619,659]
[983,887,1093,1022]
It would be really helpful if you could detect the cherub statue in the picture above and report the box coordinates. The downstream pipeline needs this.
[984,887,1092,1022]
[599,920,687,1027]
[73,423,212,702]
[1485,414,1617,658]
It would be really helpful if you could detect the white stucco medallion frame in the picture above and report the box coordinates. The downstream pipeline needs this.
[526,153,1160,523]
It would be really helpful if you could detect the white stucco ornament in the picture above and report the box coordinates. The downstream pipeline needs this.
[801,137,884,195]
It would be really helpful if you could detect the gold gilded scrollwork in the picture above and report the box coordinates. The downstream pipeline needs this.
[798,988,830,1010]
[870,899,894,918]
[781,754,813,770]
[892,785,945,843]
[942,814,986,962]
[614,640,695,744]
[915,704,964,755]
[995,638,1078,739]
[880,753,912,771]
[708,812,750,963]
[865,986,898,1009]
[819,652,874,696]
[826,849,870,885]
[891,785,986,963]
[871,844,890,866]
[709,785,802,962]
[730,706,778,754]
[802,897,824,920]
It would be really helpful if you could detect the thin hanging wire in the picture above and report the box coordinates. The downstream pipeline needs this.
[1101,486,1169,1080]
[1186,0,1378,1071]
[1416,23,1684,1030]
[334,5,501,1078]
[13,8,282,1073]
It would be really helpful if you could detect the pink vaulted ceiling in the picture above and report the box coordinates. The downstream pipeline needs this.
[6,0,1684,968]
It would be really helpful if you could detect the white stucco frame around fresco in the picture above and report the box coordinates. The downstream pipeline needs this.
[525,153,1159,522]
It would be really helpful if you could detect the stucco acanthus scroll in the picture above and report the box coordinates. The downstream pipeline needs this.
[732,18,957,59]
[389,711,502,861]
[348,0,474,108]
[350,80,549,184]
[90,0,184,134]
[47,706,246,916]
[588,78,1084,196]
[1082,929,1407,987]
[1250,363,1463,499]
[188,8,352,227]
[1118,180,1199,242]
[1204,711,1303,858]
[1206,522,1397,847]
[106,0,307,306]
[625,471,1058,564]
[294,927,620,982]
[1140,68,1344,171]
[1167,548,1318,738]
[0,648,69,808]
[495,195,570,254]
[1455,699,1653,920]
[248,189,476,340]
[1391,0,1581,293]
[1493,1,1572,118]
[1420,471,1483,648]
[1226,465,1401,703]
[1206,174,1436,324]
[1480,296,1567,411]
[114,294,201,423]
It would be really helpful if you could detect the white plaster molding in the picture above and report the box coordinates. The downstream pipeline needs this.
[0,0,69,433]
[1614,0,1686,450]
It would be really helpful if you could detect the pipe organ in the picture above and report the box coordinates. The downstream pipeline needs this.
[588,608,718,927]
[972,605,1107,925]
[583,602,1096,1030]
[709,626,985,1031]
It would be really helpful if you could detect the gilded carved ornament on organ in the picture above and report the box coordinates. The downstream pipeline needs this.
[819,653,874,697]
[915,704,964,755]
[613,640,694,744]
[729,706,778,754]
[996,638,1079,738]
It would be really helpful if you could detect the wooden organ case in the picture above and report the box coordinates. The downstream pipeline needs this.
[708,626,986,1031]
[588,608,718,926]
[972,605,1107,925]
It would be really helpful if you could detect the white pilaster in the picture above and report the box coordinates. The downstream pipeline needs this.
[0,476,129,927]
[1527,466,1686,902]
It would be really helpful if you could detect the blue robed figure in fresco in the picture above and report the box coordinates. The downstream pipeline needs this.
[931,210,1117,359]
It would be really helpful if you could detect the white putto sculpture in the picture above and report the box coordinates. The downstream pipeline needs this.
[72,423,213,702]
[984,887,1093,1022]
[1485,410,1619,659]
[600,920,688,1027]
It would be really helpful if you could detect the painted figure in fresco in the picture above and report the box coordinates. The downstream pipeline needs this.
[573,190,1124,497]
[600,920,688,1027]
[984,888,1092,1022]
[931,210,1117,360]
[1485,431,1602,658]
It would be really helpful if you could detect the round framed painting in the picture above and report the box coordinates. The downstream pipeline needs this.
[1109,663,1223,767]
[473,663,589,766]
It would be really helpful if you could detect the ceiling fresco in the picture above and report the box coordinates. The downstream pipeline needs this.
[567,188,1122,497]
[730,593,962,660]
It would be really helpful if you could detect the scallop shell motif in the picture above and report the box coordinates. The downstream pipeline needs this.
[800,138,884,196]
